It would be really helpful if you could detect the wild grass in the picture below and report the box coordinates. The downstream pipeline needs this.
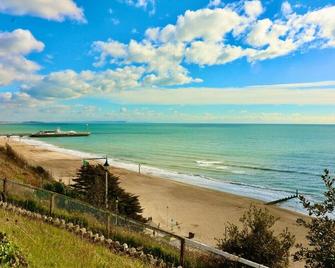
[0,144,48,186]
[0,208,147,268]
[6,191,215,267]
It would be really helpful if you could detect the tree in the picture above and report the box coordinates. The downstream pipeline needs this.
[71,164,144,221]
[294,169,335,267]
[216,206,295,268]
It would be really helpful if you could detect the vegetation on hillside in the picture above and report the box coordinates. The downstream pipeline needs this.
[0,147,182,266]
[0,231,27,267]
[216,206,295,268]
[0,143,51,186]
[0,208,147,268]
[294,169,335,267]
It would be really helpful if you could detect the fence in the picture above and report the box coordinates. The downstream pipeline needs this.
[0,178,268,268]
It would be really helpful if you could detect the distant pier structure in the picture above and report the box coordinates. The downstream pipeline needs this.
[1,133,32,138]
[1,128,90,138]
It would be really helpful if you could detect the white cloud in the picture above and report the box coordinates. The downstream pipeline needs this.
[96,108,335,124]
[244,0,263,18]
[281,1,292,16]
[0,29,44,86]
[3,80,335,123]
[246,5,335,59]
[22,66,145,100]
[92,39,128,67]
[24,70,92,99]
[140,3,335,67]
[0,92,40,108]
[92,39,201,86]
[92,2,335,83]
[0,0,86,22]
[108,81,335,105]
[208,0,221,8]
[185,42,245,65]
[302,6,335,47]
[148,8,246,43]
[111,18,120,25]
[121,0,156,15]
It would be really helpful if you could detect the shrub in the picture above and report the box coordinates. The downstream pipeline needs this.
[31,166,52,180]
[294,169,335,267]
[42,181,78,199]
[216,205,295,268]
[0,232,28,267]
[43,181,66,195]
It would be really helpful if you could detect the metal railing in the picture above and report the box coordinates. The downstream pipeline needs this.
[0,178,268,268]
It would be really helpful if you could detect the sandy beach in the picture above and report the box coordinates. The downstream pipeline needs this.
[0,137,307,266]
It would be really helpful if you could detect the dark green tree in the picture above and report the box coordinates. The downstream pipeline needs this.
[216,206,295,268]
[71,164,144,221]
[294,169,335,267]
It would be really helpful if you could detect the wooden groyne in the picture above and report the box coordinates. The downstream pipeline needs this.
[265,190,299,205]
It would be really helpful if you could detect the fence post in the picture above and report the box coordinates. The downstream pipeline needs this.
[3,178,7,202]
[49,194,55,215]
[107,215,111,239]
[180,237,185,267]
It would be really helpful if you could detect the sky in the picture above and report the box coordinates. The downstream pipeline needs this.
[0,0,335,123]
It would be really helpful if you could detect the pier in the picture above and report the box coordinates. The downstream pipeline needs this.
[265,190,299,205]
[0,133,33,138]
[1,131,90,138]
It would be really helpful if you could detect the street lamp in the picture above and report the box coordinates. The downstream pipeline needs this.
[115,197,119,225]
[103,156,109,209]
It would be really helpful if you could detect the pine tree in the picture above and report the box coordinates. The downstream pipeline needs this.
[71,164,144,221]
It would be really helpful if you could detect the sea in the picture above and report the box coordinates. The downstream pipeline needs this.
[1,122,335,213]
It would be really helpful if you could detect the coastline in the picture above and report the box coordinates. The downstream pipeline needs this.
[0,137,308,252]
[7,136,307,213]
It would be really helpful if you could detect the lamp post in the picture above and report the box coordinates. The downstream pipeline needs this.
[103,156,109,209]
[115,197,119,225]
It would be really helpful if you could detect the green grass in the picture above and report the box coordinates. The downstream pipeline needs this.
[5,194,212,267]
[0,208,147,268]
[6,193,183,265]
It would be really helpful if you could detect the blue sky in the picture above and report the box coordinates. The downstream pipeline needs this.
[0,0,335,123]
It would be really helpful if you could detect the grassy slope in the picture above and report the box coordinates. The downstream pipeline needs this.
[0,208,147,268]
[0,145,182,266]
[0,148,42,186]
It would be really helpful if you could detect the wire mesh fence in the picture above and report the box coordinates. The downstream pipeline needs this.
[0,178,268,268]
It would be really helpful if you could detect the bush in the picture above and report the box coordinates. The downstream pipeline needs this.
[294,169,335,267]
[42,181,78,198]
[43,181,66,195]
[216,206,295,268]
[0,232,28,267]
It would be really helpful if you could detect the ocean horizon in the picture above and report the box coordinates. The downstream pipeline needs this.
[1,122,334,213]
